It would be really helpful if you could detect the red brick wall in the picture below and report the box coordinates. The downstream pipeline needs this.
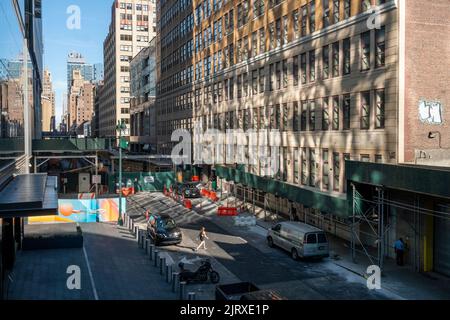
[404,0,450,162]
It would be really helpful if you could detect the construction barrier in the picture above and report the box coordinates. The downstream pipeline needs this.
[217,207,238,216]
[209,192,219,202]
[184,199,192,209]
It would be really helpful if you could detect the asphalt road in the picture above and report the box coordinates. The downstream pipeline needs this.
[127,193,394,300]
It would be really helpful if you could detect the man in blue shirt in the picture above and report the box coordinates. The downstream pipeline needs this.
[394,238,405,266]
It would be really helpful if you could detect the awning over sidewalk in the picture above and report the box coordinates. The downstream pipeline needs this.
[0,173,58,218]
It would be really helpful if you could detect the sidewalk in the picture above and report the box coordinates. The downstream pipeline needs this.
[195,194,450,300]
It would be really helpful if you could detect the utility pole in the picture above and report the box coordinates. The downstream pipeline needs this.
[116,120,127,226]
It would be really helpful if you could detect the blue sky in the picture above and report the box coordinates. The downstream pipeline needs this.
[43,0,112,125]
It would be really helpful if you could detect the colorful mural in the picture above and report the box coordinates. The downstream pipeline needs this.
[28,198,126,224]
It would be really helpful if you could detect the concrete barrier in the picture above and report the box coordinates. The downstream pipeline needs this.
[187,292,196,300]
[172,272,179,292]
[145,239,149,253]
[153,250,159,267]
[160,257,165,275]
[149,244,154,260]
[179,281,187,300]
[166,264,172,283]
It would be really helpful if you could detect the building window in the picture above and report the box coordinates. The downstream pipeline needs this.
[309,50,316,82]
[322,45,329,79]
[283,15,288,45]
[293,55,299,86]
[293,10,300,39]
[322,97,330,130]
[344,0,351,19]
[361,31,371,71]
[332,96,340,130]
[282,103,289,131]
[259,67,265,93]
[323,149,330,191]
[301,5,308,37]
[333,0,340,23]
[333,153,340,191]
[252,31,258,57]
[309,149,317,187]
[323,0,330,28]
[282,60,288,88]
[293,101,300,131]
[343,38,351,75]
[360,91,371,129]
[361,154,370,162]
[301,148,308,185]
[309,0,316,33]
[309,100,316,131]
[269,22,275,50]
[375,89,385,129]
[294,148,300,184]
[276,62,281,90]
[332,42,340,77]
[301,101,308,131]
[259,28,265,53]
[301,53,307,84]
[276,19,282,47]
[252,70,258,95]
[343,94,351,130]
[375,26,386,68]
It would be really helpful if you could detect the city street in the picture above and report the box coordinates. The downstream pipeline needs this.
[126,192,399,300]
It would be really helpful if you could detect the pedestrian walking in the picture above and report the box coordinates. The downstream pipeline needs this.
[194,227,209,251]
[394,238,405,266]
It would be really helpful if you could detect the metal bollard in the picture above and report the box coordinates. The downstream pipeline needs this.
[140,232,145,249]
[130,220,134,231]
[179,281,187,300]
[166,264,172,283]
[172,273,179,292]
[149,244,154,260]
[154,250,159,267]
[145,239,149,254]
[137,230,141,247]
[187,292,196,300]
[160,257,165,275]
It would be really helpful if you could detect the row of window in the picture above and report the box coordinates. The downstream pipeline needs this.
[161,39,193,73]
[160,0,192,30]
[194,27,385,83]
[161,14,194,50]
[119,2,151,11]
[157,92,194,116]
[197,89,385,134]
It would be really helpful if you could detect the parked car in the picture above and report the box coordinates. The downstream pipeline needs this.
[267,221,329,260]
[147,213,182,246]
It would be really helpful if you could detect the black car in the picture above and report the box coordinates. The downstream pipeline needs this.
[147,214,182,246]
[180,182,201,198]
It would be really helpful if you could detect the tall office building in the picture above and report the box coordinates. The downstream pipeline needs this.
[41,69,55,132]
[67,52,94,92]
[68,69,95,129]
[93,63,104,82]
[155,0,194,154]
[99,0,157,137]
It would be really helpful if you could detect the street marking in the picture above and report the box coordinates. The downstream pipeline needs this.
[83,246,99,300]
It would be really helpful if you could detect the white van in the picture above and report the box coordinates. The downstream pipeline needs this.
[267,221,329,260]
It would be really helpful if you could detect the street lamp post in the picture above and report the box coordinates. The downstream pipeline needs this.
[116,120,127,226]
